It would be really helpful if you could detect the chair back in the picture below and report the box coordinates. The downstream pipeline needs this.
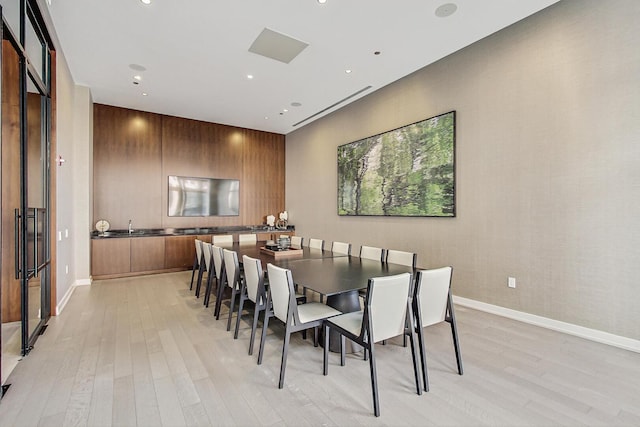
[195,239,203,262]
[415,267,452,327]
[359,245,384,262]
[239,233,257,244]
[223,249,239,290]
[331,241,351,255]
[213,234,233,245]
[366,273,412,343]
[309,238,324,250]
[290,236,303,247]
[201,242,212,272]
[211,245,224,280]
[266,264,295,323]
[243,255,264,304]
[386,249,417,268]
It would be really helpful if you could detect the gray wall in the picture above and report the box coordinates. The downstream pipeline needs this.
[285,0,640,340]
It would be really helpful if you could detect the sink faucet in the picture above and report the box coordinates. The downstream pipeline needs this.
[128,219,134,234]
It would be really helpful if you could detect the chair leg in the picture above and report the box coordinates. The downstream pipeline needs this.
[195,263,205,297]
[257,311,271,365]
[214,277,226,319]
[234,292,246,339]
[189,255,198,290]
[447,295,464,375]
[408,331,422,395]
[314,326,319,347]
[323,323,330,375]
[203,273,214,306]
[278,328,292,389]
[416,324,429,392]
[249,304,262,356]
[227,285,238,332]
[340,335,346,366]
[368,343,380,417]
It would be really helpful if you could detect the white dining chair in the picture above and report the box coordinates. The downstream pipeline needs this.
[386,249,417,268]
[213,234,233,245]
[189,238,203,290]
[308,238,324,250]
[290,236,303,247]
[238,233,257,244]
[204,244,223,308]
[259,263,342,389]
[331,241,351,255]
[223,249,243,331]
[195,241,212,298]
[359,245,385,262]
[323,272,421,417]
[413,266,463,391]
[208,245,225,310]
[236,255,269,354]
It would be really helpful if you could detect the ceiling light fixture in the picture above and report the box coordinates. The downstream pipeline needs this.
[247,74,254,79]
[142,92,148,96]
[318,0,327,4]
[345,69,352,74]
[133,75,142,81]
[140,0,151,4]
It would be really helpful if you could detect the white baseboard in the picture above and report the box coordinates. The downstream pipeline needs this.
[56,277,92,315]
[453,295,640,353]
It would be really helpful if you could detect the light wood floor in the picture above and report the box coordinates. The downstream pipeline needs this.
[1,271,639,426]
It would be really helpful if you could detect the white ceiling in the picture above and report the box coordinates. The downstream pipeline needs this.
[45,0,558,135]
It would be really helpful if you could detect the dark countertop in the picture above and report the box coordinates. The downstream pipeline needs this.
[91,225,294,239]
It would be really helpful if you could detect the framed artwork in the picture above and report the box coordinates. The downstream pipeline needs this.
[338,111,455,217]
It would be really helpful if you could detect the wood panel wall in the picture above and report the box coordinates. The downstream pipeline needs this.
[93,106,163,228]
[93,104,286,230]
[1,41,22,323]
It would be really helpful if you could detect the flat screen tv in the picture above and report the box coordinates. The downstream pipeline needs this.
[168,175,240,217]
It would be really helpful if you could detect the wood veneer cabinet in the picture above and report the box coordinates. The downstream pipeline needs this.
[164,235,196,269]
[131,237,165,272]
[91,231,296,279]
[91,238,131,277]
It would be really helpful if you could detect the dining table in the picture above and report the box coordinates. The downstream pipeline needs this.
[222,241,415,352]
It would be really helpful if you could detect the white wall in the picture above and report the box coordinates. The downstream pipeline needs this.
[285,0,640,341]
[50,21,93,314]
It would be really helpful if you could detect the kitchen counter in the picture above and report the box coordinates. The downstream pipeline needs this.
[91,225,294,239]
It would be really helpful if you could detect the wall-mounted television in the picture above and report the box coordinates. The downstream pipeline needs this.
[168,175,240,217]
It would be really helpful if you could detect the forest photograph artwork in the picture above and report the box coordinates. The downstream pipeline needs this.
[338,111,455,217]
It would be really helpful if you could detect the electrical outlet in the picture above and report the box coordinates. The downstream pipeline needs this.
[508,277,516,288]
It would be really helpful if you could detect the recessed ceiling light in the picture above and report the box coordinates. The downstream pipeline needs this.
[291,102,302,107]
[133,75,142,81]
[318,0,327,4]
[345,69,352,74]
[435,3,457,18]
[247,74,254,79]
[283,109,289,113]
[140,0,151,4]
[142,92,148,96]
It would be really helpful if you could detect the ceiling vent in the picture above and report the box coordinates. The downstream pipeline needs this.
[248,28,309,64]
[293,86,373,127]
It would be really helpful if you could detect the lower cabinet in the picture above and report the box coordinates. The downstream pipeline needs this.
[131,236,165,272]
[91,238,131,277]
[165,235,196,269]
